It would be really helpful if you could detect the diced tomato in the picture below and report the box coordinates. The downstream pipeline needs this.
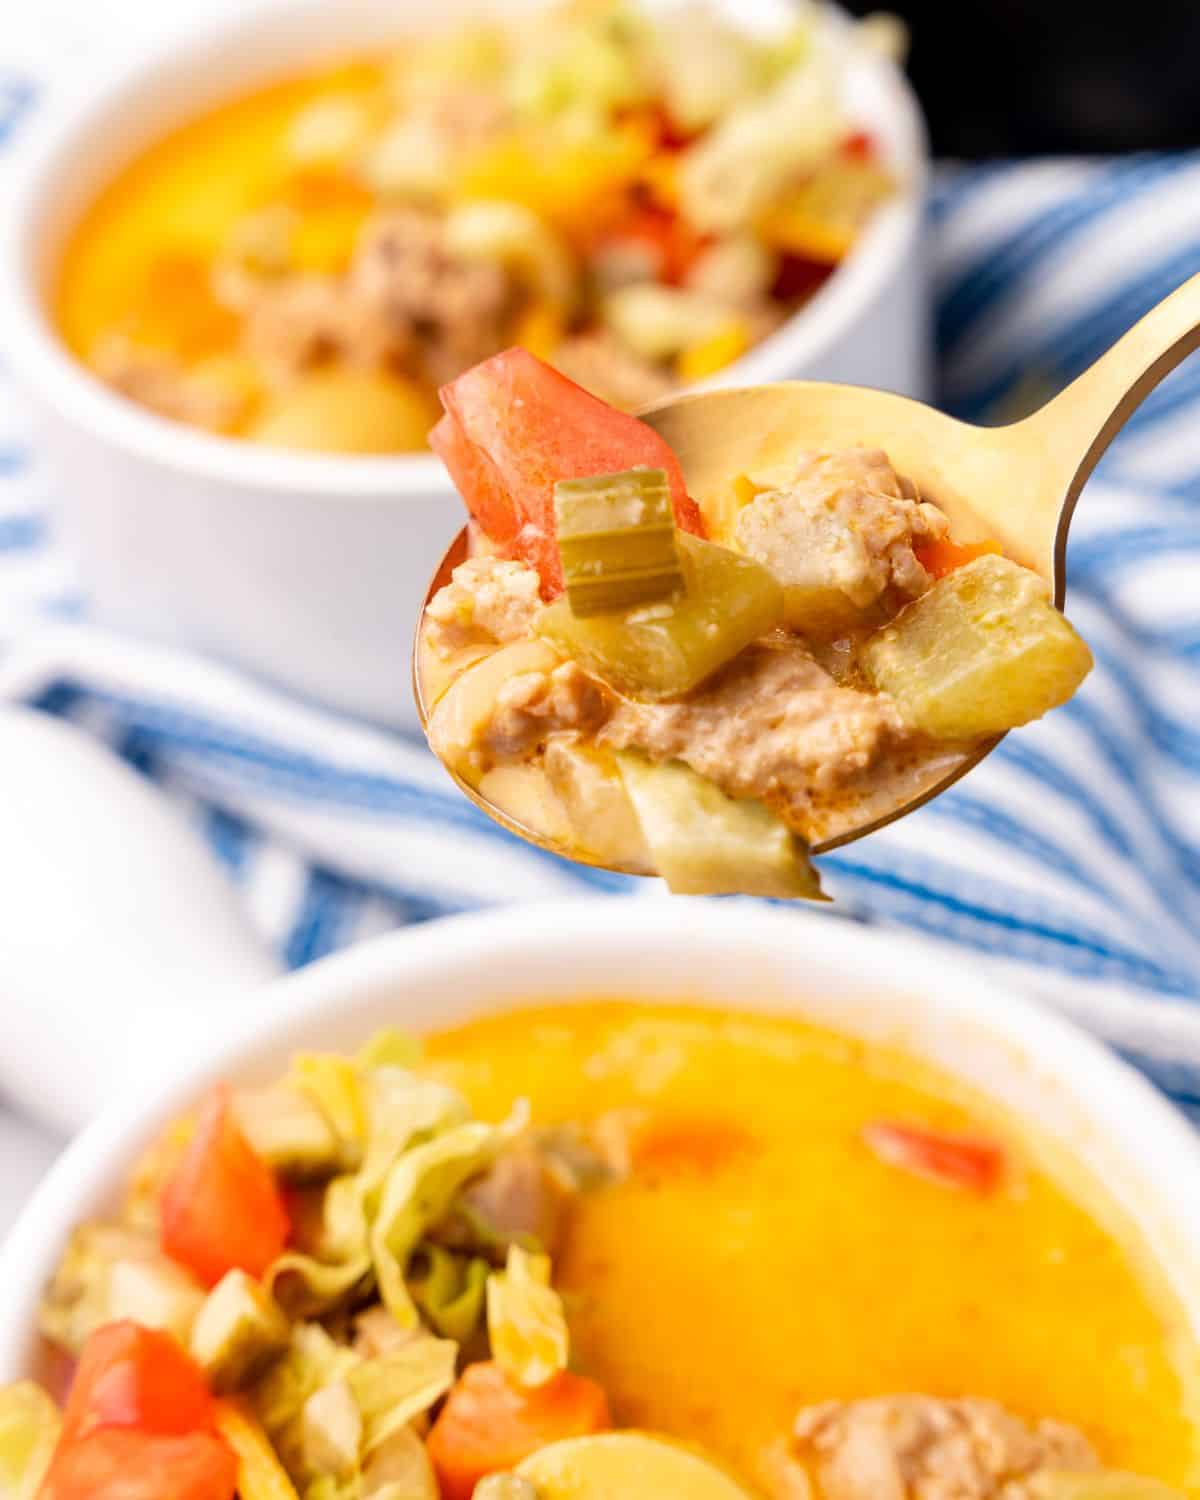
[430,411,522,553]
[438,349,705,596]
[593,204,708,285]
[632,1115,757,1177]
[771,253,836,302]
[863,1121,1006,1194]
[61,1323,215,1446]
[842,129,877,161]
[160,1085,290,1287]
[39,1428,237,1500]
[427,1360,612,1500]
[914,535,1002,580]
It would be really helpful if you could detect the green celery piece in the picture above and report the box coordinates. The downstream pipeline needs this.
[616,753,827,901]
[554,468,683,616]
[538,533,783,700]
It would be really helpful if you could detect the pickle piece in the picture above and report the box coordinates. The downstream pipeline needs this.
[861,555,1093,739]
[554,468,683,616]
[537,534,783,700]
[616,753,827,901]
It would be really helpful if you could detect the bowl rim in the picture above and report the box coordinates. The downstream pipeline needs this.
[0,0,929,502]
[2,898,1200,1382]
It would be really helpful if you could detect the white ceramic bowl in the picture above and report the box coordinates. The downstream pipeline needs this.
[2,899,1199,1387]
[1,0,929,729]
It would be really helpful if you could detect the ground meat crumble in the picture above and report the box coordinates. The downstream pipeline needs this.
[793,1396,1098,1500]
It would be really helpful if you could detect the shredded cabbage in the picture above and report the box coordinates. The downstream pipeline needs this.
[305,1426,439,1500]
[264,1252,374,1322]
[409,1245,490,1343]
[263,1069,476,1321]
[254,1324,359,1480]
[370,1116,522,1327]
[506,2,651,122]
[39,1223,203,1354]
[357,1030,422,1072]
[348,1338,458,1454]
[652,7,759,132]
[0,1382,60,1500]
[678,51,845,233]
[290,1055,368,1157]
[486,1245,569,1389]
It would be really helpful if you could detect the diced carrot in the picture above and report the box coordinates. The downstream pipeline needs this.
[863,1121,1006,1194]
[427,1360,611,1500]
[914,536,1002,580]
[160,1085,290,1287]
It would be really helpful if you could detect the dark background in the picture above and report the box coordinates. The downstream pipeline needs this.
[841,0,1200,156]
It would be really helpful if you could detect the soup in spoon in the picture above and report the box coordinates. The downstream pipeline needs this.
[416,348,1093,898]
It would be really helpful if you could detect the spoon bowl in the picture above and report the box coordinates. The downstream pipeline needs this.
[415,272,1200,865]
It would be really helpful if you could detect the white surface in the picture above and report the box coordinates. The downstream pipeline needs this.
[2,900,1199,1384]
[0,708,279,1135]
[1,0,930,729]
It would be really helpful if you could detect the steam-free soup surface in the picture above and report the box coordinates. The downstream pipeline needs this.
[422,1002,1200,1490]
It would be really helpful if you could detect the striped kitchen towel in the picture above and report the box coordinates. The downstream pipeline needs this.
[0,75,1199,1127]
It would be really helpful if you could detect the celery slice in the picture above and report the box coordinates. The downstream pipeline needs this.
[616,753,826,901]
[861,555,1093,739]
[538,534,783,700]
[554,468,683,617]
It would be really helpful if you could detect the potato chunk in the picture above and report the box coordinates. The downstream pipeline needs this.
[861,555,1093,739]
[249,370,437,454]
[518,1432,756,1500]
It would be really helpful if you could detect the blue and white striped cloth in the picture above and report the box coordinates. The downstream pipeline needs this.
[1,62,1199,1137]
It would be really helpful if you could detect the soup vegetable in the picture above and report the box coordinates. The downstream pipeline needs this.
[418,349,1094,898]
[2,1004,1196,1500]
[56,1,899,454]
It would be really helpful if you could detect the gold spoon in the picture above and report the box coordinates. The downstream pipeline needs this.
[414,272,1200,866]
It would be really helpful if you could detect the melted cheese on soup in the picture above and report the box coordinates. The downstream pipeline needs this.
[422,1001,1200,1492]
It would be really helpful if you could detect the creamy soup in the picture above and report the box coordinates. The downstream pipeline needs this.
[6,1001,1195,1500]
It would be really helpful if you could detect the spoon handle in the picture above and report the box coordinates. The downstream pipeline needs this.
[1021,271,1200,582]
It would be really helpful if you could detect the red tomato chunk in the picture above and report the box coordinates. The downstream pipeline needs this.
[160,1084,290,1286]
[435,348,704,597]
[863,1120,1006,1194]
